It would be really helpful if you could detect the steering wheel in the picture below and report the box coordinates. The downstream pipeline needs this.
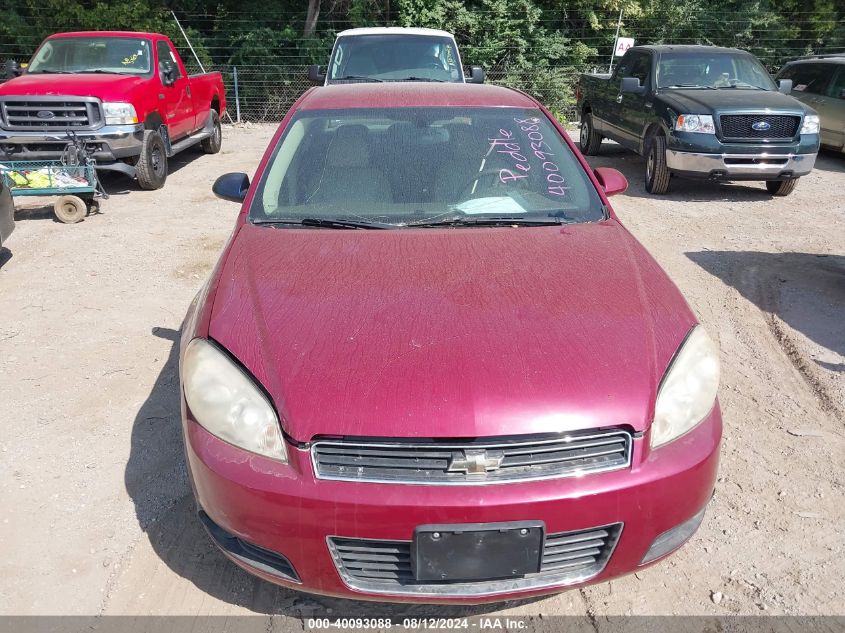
[455,168,530,201]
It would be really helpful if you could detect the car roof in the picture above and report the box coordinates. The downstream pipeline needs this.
[785,55,845,64]
[633,44,751,55]
[46,31,162,39]
[336,27,455,39]
[297,82,538,110]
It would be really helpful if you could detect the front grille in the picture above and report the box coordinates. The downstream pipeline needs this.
[719,114,800,140]
[0,97,102,131]
[312,430,632,484]
[328,523,622,595]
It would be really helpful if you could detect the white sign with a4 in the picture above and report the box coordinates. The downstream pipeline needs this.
[615,37,635,57]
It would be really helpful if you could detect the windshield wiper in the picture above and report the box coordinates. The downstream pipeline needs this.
[717,83,765,90]
[78,69,140,75]
[335,75,384,83]
[402,77,446,83]
[27,70,74,74]
[407,216,569,228]
[662,84,716,90]
[253,217,394,230]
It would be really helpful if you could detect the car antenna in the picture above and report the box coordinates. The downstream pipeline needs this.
[171,10,236,125]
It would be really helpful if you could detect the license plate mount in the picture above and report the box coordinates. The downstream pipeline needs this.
[412,521,544,582]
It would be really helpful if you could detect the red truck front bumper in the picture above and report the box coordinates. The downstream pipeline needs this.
[184,407,721,604]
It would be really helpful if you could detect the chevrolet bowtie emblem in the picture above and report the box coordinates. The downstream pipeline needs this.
[447,449,505,475]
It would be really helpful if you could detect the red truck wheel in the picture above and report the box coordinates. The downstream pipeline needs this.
[201,111,223,154]
[136,130,168,190]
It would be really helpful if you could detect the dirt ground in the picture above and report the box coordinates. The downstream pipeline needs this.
[0,124,843,624]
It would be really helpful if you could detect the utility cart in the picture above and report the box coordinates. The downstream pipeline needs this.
[0,138,107,223]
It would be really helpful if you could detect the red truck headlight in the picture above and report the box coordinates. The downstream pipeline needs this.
[103,102,139,125]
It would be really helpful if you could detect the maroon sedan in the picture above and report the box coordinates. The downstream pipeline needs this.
[179,83,721,603]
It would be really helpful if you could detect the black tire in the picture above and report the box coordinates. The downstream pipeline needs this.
[645,135,671,195]
[53,195,87,224]
[579,112,603,155]
[200,110,222,154]
[136,130,168,190]
[766,179,798,196]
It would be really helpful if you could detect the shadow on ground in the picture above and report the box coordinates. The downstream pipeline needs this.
[0,246,11,269]
[11,147,207,221]
[124,326,546,616]
[686,251,845,372]
[101,146,207,195]
[813,148,845,174]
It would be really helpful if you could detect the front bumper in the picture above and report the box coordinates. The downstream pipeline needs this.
[184,408,721,604]
[0,124,144,163]
[665,149,817,180]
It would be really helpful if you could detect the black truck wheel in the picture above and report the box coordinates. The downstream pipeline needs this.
[136,130,168,190]
[766,179,798,196]
[53,195,87,223]
[201,110,222,154]
[579,112,603,155]
[645,135,671,195]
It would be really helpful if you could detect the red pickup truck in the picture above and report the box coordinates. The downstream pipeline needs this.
[0,31,226,189]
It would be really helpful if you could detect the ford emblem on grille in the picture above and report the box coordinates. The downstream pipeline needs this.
[36,110,55,119]
[446,449,505,475]
[751,121,771,131]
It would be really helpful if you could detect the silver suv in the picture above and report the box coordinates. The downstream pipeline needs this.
[776,55,845,153]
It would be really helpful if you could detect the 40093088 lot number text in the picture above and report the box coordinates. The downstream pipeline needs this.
[307,618,528,630]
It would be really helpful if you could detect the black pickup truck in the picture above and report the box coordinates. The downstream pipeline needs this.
[576,45,820,195]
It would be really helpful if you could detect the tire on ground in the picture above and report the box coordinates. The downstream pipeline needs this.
[579,112,603,155]
[645,134,671,195]
[766,179,798,196]
[53,195,87,224]
[136,130,168,190]
[201,110,223,154]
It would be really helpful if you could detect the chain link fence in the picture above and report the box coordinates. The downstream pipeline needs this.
[207,64,582,124]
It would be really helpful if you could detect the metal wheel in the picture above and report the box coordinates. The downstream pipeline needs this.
[53,195,87,224]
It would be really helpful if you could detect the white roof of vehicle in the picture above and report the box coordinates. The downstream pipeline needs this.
[336,27,455,39]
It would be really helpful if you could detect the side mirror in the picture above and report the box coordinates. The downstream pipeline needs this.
[213,172,250,203]
[778,78,793,94]
[4,60,21,80]
[159,61,176,86]
[620,76,647,95]
[593,167,628,197]
[307,64,326,84]
[467,66,485,84]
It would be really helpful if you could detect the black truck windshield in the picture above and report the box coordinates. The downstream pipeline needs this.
[657,52,776,90]
[28,37,152,75]
[249,107,604,227]
[329,35,462,83]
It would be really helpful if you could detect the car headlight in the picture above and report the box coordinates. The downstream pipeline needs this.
[674,114,715,134]
[651,326,720,449]
[182,338,287,462]
[800,114,820,135]
[103,102,139,125]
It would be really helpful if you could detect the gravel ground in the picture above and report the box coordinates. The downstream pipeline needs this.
[0,124,842,623]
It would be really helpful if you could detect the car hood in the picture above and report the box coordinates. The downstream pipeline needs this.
[209,221,696,442]
[0,73,147,100]
[658,88,809,114]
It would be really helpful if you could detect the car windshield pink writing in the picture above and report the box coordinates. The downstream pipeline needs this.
[487,118,570,197]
